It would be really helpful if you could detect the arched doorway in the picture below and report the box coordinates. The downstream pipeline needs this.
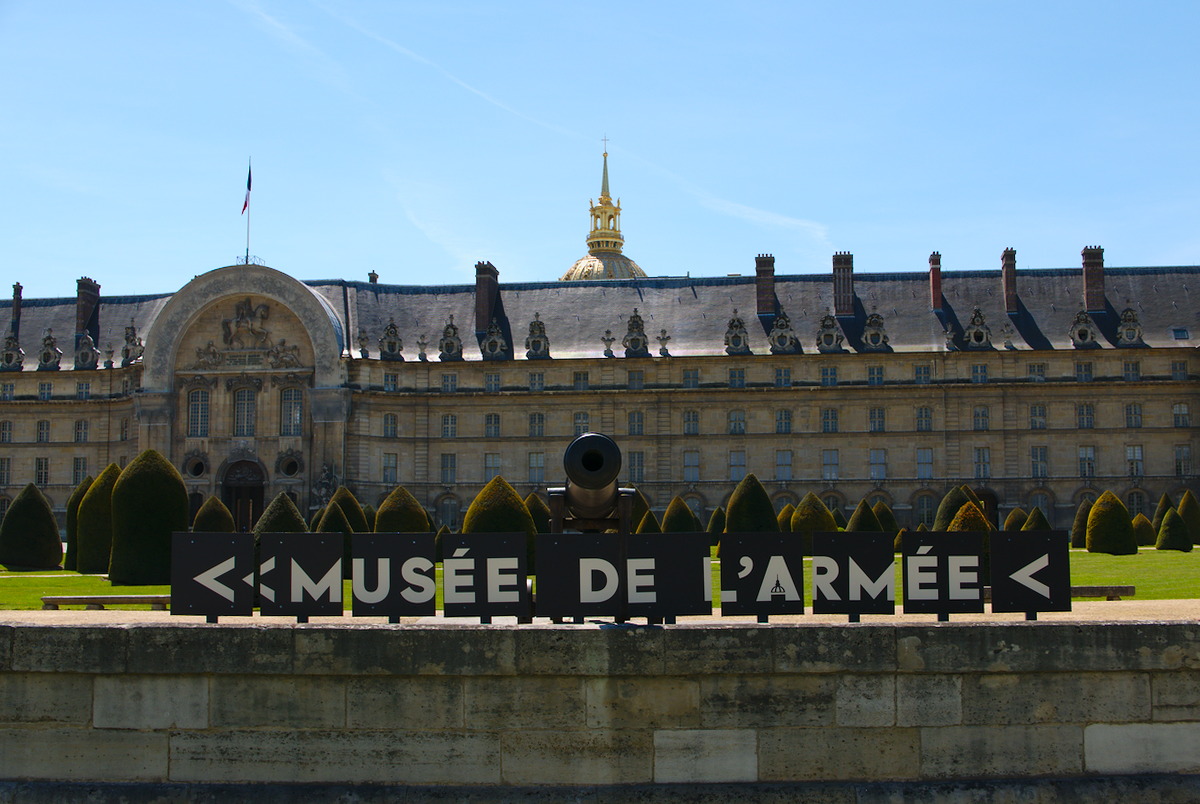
[223,460,266,532]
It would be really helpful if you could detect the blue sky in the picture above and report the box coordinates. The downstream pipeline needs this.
[2,1,1198,300]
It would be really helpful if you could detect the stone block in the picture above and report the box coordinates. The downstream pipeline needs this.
[293,627,417,675]
[93,675,208,730]
[759,727,920,781]
[126,624,293,674]
[11,627,125,673]
[663,626,775,675]
[653,728,757,783]
[501,730,652,785]
[347,676,463,730]
[836,675,895,727]
[0,672,90,724]
[1152,670,1200,721]
[0,727,168,781]
[0,625,11,671]
[920,725,1083,778]
[586,677,700,729]
[1086,722,1200,774]
[699,674,835,728]
[515,626,664,676]
[210,676,345,728]
[896,675,961,727]
[774,626,896,674]
[403,626,516,676]
[961,672,1150,725]
[464,676,586,730]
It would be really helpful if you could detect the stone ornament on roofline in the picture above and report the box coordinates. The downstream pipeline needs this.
[724,309,751,356]
[438,316,463,362]
[0,333,24,372]
[623,308,651,358]
[481,318,508,361]
[1069,309,1101,349]
[861,310,890,352]
[768,310,799,355]
[963,307,991,349]
[525,313,551,359]
[601,329,616,358]
[1117,307,1144,347]
[121,320,144,367]
[75,332,99,371]
[657,329,671,357]
[378,319,404,361]
[416,334,429,362]
[37,328,62,371]
[815,312,844,353]
[357,328,370,359]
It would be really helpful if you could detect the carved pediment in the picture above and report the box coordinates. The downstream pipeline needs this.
[1069,310,1101,348]
[270,372,309,388]
[623,308,650,358]
[178,375,218,391]
[525,313,550,359]
[37,328,62,371]
[861,311,890,352]
[224,373,264,392]
[768,311,799,355]
[481,318,508,361]
[815,313,844,353]
[74,333,99,370]
[0,333,24,371]
[963,307,992,349]
[438,316,463,362]
[1117,307,1144,347]
[724,310,751,356]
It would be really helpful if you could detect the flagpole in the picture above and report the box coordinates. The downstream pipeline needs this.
[245,158,252,264]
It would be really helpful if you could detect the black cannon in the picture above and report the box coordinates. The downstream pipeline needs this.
[547,432,635,532]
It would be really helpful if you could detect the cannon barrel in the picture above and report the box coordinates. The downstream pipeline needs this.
[563,432,622,519]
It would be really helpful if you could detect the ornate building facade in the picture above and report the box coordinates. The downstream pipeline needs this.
[1,159,1197,531]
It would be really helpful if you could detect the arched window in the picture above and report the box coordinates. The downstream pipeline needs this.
[233,388,256,437]
[280,388,303,437]
[383,413,398,438]
[441,414,457,438]
[187,389,209,437]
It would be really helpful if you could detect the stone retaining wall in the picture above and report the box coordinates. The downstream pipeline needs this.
[0,621,1198,796]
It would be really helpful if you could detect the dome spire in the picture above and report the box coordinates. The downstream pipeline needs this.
[600,139,611,201]
[560,146,646,280]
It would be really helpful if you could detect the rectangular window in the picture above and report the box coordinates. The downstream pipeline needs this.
[383,373,398,392]
[35,457,49,486]
[120,418,129,442]
[382,453,397,484]
[869,407,886,433]
[774,367,791,388]
[728,368,745,389]
[822,449,839,482]
[1171,361,1188,381]
[1028,363,1046,382]
[441,414,457,439]
[484,412,501,438]
[573,412,589,436]
[1078,446,1096,478]
[573,371,589,391]
[867,366,884,386]
[775,409,792,435]
[187,389,210,438]
[440,453,457,484]
[36,420,49,443]
[0,457,8,486]
[383,413,398,438]
[627,451,644,484]
[914,365,931,385]
[628,410,644,435]
[627,370,644,390]
[233,388,256,437]
[916,447,933,480]
[682,369,700,389]
[484,372,501,393]
[0,383,12,401]
[775,450,793,481]
[683,410,699,436]
[820,366,837,387]
[441,374,457,393]
[1029,404,1047,430]
[973,406,990,431]
[38,382,52,401]
[74,420,88,443]
[528,412,544,438]
[1031,446,1048,479]
[1075,361,1093,383]
[916,406,933,432]
[0,421,11,443]
[528,452,545,484]
[728,410,746,435]
[971,364,988,384]
[528,372,544,392]
[1077,403,1094,429]
[822,408,838,433]
[1175,445,1192,478]
[484,453,501,480]
[1125,403,1142,428]
[974,447,991,479]
[729,450,747,482]
[869,448,887,481]
[76,382,90,400]
[1174,403,1191,428]
[280,388,303,437]
[1126,445,1144,477]
[1123,361,1141,382]
[72,457,87,486]
[682,450,700,483]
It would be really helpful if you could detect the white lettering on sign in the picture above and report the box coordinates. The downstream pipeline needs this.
[811,555,839,601]
[948,555,980,600]
[291,559,342,603]
[848,557,894,601]
[906,545,938,600]
[756,555,801,602]
[258,556,276,603]
[703,556,713,602]
[580,558,619,603]
[627,558,656,603]
[1010,554,1051,598]
[194,555,238,602]
[487,557,521,603]
[443,548,475,605]
[352,558,390,604]
[400,557,436,604]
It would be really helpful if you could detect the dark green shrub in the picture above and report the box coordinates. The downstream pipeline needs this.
[1152,493,1174,534]
[934,487,972,531]
[1070,499,1093,548]
[948,501,991,574]
[109,449,188,584]
[1178,490,1200,545]
[662,496,697,533]
[254,492,309,535]
[329,486,368,533]
[434,524,450,560]
[706,506,725,546]
[375,486,431,533]
[636,510,661,533]
[63,474,93,571]
[316,501,354,578]
[1021,507,1051,531]
[893,527,907,552]
[362,504,377,533]
[461,476,536,536]
[871,500,899,534]
[775,503,796,533]
[192,495,235,532]
[791,492,837,555]
[1131,513,1157,547]
[524,492,551,535]
[1086,491,1138,555]
[831,507,847,529]
[1156,508,1193,552]
[1002,507,1028,531]
[724,474,779,533]
[308,506,324,532]
[916,522,928,531]
[0,483,62,569]
[630,489,652,534]
[76,463,120,574]
[846,499,882,531]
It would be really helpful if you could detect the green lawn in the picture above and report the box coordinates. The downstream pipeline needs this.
[1,547,1196,611]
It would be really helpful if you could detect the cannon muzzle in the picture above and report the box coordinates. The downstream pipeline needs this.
[563,432,622,519]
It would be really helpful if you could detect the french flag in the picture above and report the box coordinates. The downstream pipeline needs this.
[241,164,252,214]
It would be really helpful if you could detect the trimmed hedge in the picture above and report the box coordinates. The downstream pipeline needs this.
[192,495,235,533]
[791,492,837,555]
[871,500,899,534]
[524,492,551,535]
[1021,506,1051,532]
[934,487,972,531]
[63,474,93,571]
[1070,499,1093,548]
[375,486,431,533]
[706,507,726,546]
[1085,490,1138,555]
[308,506,324,532]
[254,492,309,535]
[636,510,662,534]
[1152,493,1174,534]
[1002,507,1028,531]
[329,486,369,534]
[0,483,62,569]
[725,474,779,533]
[1131,513,1157,547]
[1156,508,1193,552]
[846,499,882,531]
[948,501,990,532]
[630,490,652,535]
[775,503,796,533]
[76,463,120,574]
[662,497,697,533]
[462,476,536,536]
[1178,490,1200,545]
[362,504,377,533]
[109,449,188,585]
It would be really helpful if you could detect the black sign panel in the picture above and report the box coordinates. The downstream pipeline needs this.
[259,533,344,618]
[534,533,623,619]
[625,533,711,617]
[351,533,437,618]
[718,532,805,616]
[440,533,531,619]
[902,531,986,615]
[811,531,896,615]
[990,530,1071,613]
[170,532,255,617]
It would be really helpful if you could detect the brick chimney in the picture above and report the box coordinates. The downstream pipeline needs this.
[75,277,101,342]
[8,283,20,338]
[1001,248,1018,313]
[929,252,942,311]
[755,254,776,318]
[474,261,499,334]
[1082,246,1105,312]
[368,270,378,284]
[832,252,854,316]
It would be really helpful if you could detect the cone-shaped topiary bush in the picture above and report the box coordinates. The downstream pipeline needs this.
[916,522,928,531]
[362,504,377,533]
[434,523,450,560]
[636,510,662,533]
[329,486,368,534]
[831,507,847,529]
[524,492,551,535]
[76,463,120,574]
[1131,513,1157,547]
[630,489,652,534]
[1152,493,1174,534]
[1003,507,1028,531]
[375,485,431,533]
[894,527,907,553]
[960,485,984,509]
[254,492,309,535]
[1021,506,1051,531]
[934,487,972,531]
[0,483,62,569]
[1086,490,1138,555]
[316,501,354,578]
[1156,508,1193,552]
[462,476,536,536]
[1178,490,1200,545]
[63,474,93,571]
[846,499,882,531]
[706,506,726,546]
[725,474,779,533]
[872,500,899,534]
[662,496,698,533]
[109,449,188,584]
[308,506,325,532]
[192,495,235,533]
[948,501,990,531]
[791,492,837,555]
[775,503,796,533]
[1070,498,1093,548]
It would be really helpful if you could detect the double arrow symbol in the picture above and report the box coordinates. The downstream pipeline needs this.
[194,557,275,603]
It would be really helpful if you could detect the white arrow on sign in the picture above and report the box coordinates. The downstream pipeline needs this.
[258,556,276,603]
[1010,553,1051,598]
[195,556,239,603]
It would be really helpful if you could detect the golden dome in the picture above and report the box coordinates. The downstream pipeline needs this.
[560,151,647,281]
[561,252,646,281]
